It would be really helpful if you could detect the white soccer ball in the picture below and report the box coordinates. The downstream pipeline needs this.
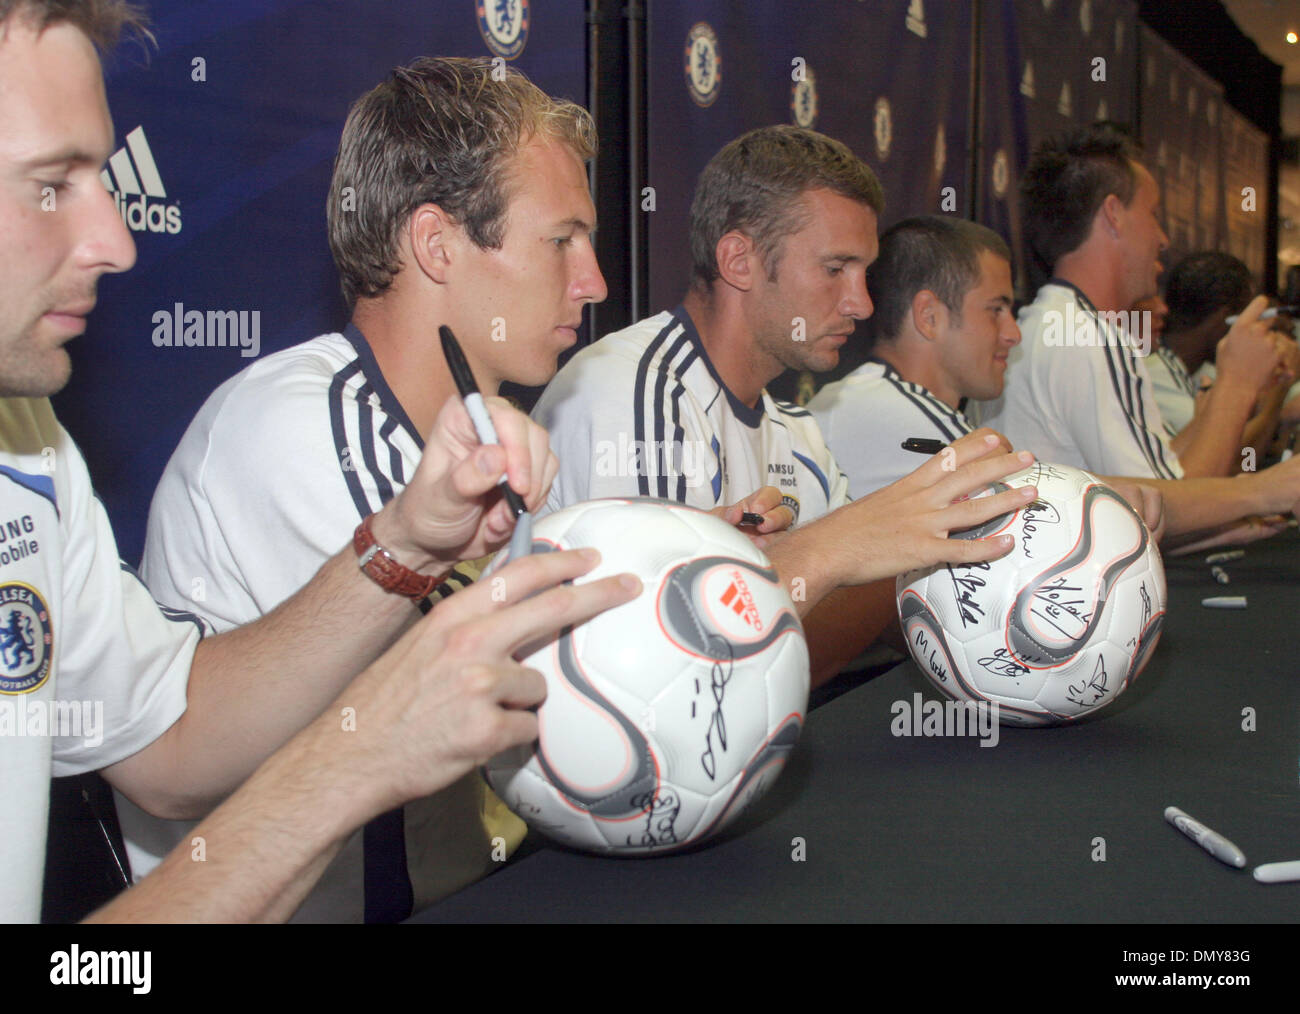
[483,498,809,855]
[896,463,1166,727]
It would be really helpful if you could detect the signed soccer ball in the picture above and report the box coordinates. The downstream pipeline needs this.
[483,499,809,855]
[896,463,1165,727]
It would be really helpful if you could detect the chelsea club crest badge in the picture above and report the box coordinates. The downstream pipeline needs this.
[873,97,893,161]
[0,582,52,695]
[477,0,530,60]
[791,64,818,129]
[685,23,721,108]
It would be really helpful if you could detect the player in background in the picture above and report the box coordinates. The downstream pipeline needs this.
[808,216,1168,530]
[0,0,638,923]
[809,218,1017,498]
[1146,252,1299,470]
[533,126,1046,686]
[975,124,1300,545]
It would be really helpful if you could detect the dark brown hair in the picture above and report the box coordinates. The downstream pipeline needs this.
[1021,122,1141,274]
[869,216,1012,343]
[689,125,884,291]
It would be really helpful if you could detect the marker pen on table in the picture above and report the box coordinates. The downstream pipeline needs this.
[1164,806,1247,868]
[1253,860,1300,884]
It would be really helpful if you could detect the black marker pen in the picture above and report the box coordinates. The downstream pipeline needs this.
[901,437,945,455]
[440,325,533,560]
[439,325,528,520]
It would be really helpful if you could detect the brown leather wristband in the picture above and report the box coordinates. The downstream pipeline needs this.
[353,514,447,600]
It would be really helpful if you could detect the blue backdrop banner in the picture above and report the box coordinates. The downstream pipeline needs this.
[1139,25,1225,273]
[646,0,973,309]
[978,0,1138,294]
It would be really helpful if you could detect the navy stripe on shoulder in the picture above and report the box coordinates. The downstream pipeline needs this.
[1101,340,1175,478]
[377,414,407,487]
[1121,346,1177,478]
[792,450,830,501]
[119,560,209,638]
[354,380,396,506]
[343,324,424,450]
[881,376,964,442]
[328,360,380,521]
[632,318,682,498]
[667,346,699,503]
[651,332,693,500]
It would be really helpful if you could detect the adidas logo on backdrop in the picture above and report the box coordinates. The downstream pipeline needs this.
[100,126,183,234]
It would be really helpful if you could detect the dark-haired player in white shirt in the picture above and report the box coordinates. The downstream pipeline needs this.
[810,216,1164,531]
[976,125,1300,544]
[810,217,1015,497]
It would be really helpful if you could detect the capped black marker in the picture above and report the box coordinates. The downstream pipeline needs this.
[901,437,945,455]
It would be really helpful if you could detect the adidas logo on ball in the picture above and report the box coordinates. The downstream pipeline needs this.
[719,572,762,631]
[483,499,810,855]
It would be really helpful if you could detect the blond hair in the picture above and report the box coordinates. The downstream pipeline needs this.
[327,56,596,308]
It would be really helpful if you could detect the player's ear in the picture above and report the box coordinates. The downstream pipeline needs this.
[715,231,757,292]
[408,204,455,284]
[911,289,945,341]
[1099,193,1125,241]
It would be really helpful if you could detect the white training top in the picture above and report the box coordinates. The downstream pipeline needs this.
[136,326,522,923]
[974,281,1184,479]
[0,397,199,923]
[1145,345,1198,436]
[533,307,851,522]
[808,358,975,497]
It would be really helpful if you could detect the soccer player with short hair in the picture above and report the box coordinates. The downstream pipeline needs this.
[135,56,619,921]
[809,216,1017,497]
[1148,251,1297,471]
[809,216,1170,526]
[976,124,1300,545]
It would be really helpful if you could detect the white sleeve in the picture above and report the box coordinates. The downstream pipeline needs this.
[811,376,970,499]
[532,355,598,515]
[141,370,364,632]
[809,383,872,499]
[991,304,1182,479]
[798,415,852,510]
[1146,352,1194,435]
[534,348,720,512]
[1065,347,1182,479]
[828,456,852,508]
[53,422,200,776]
